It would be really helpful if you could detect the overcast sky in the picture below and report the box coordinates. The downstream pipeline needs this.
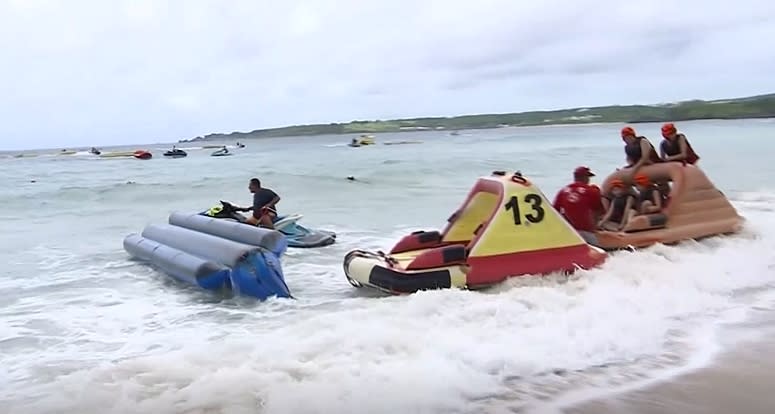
[2,0,774,150]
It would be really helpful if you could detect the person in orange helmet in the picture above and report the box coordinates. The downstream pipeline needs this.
[633,173,662,215]
[659,122,700,164]
[598,179,637,232]
[620,126,661,174]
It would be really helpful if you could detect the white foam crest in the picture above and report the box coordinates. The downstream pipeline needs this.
[7,218,775,414]
[4,179,775,414]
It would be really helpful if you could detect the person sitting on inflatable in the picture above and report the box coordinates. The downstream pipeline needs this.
[233,178,280,229]
[553,166,604,245]
[633,173,662,215]
[659,122,700,165]
[621,126,661,176]
[598,179,637,232]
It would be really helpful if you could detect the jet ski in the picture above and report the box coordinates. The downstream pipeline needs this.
[200,201,336,248]
[164,148,188,158]
[211,148,232,157]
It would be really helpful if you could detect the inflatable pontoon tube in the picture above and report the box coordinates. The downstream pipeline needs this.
[123,233,230,291]
[168,211,287,256]
[136,224,291,299]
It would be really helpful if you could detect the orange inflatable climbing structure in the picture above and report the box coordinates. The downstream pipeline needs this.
[594,162,745,250]
[343,171,608,294]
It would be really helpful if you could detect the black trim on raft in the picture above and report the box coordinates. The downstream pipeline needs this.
[417,230,441,244]
[368,266,452,293]
[441,245,466,263]
[648,213,668,227]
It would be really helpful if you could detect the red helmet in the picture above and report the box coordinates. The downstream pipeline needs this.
[661,122,676,138]
[620,126,636,138]
[634,174,651,185]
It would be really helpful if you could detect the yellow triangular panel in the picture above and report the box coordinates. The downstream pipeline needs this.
[442,192,499,243]
[469,176,586,257]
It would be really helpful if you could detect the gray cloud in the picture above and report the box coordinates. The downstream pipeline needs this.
[1,0,775,150]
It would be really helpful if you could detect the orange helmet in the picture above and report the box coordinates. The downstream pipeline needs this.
[661,122,676,138]
[634,174,650,185]
[620,126,636,138]
[610,179,625,188]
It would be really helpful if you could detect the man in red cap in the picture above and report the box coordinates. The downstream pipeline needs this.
[553,166,604,245]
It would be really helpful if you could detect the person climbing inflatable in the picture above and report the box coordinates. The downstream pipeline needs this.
[659,122,700,164]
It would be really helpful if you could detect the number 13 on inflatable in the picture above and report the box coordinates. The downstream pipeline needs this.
[343,171,608,295]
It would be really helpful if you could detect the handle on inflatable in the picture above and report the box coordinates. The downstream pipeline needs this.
[510,172,528,185]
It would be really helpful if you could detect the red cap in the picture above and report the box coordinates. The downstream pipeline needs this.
[574,166,595,177]
[621,126,636,138]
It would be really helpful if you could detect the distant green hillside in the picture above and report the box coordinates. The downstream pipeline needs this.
[181,92,775,142]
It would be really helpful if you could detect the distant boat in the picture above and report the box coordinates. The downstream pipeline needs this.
[211,148,232,157]
[348,135,376,147]
[133,150,152,160]
[164,148,187,158]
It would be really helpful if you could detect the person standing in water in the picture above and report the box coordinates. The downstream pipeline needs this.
[659,122,700,164]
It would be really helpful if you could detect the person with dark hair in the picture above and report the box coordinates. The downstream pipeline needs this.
[235,178,280,229]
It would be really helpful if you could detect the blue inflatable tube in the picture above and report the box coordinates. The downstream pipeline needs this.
[123,234,230,291]
[123,220,291,300]
[168,212,287,256]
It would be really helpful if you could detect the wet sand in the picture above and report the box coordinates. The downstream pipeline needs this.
[564,314,775,414]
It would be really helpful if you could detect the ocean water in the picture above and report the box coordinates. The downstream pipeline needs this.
[1,119,775,414]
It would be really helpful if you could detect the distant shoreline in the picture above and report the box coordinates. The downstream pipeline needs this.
[3,94,775,152]
[181,92,775,143]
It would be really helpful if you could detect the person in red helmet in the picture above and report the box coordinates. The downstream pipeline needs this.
[553,166,604,245]
[659,122,700,164]
[620,126,661,173]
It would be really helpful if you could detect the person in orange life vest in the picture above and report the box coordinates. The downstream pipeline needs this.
[659,122,700,164]
[633,173,662,215]
[598,179,637,232]
[553,166,604,244]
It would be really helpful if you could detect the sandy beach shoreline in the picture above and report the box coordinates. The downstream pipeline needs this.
[559,310,775,414]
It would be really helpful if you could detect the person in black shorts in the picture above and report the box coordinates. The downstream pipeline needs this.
[236,178,280,229]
